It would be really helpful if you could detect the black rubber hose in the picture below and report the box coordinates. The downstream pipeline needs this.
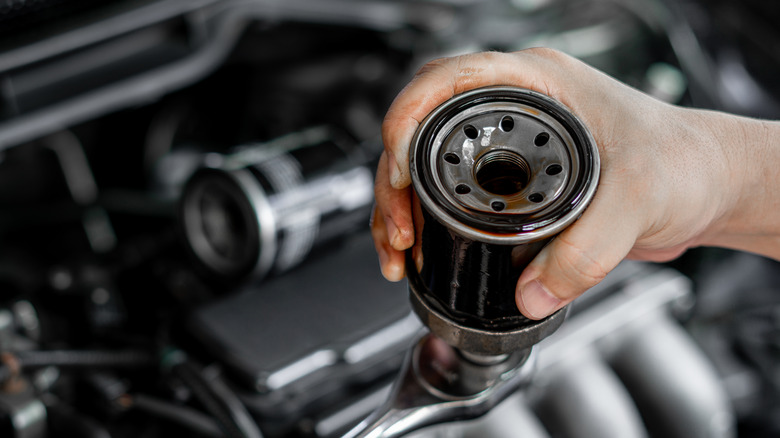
[172,360,263,438]
[173,361,246,438]
[14,349,155,369]
[199,367,262,438]
[132,394,222,437]
[46,397,112,438]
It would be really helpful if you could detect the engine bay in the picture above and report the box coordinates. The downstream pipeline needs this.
[1,0,779,437]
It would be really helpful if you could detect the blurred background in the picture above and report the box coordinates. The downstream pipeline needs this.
[0,0,779,437]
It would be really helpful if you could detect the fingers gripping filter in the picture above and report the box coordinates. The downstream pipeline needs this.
[408,87,600,355]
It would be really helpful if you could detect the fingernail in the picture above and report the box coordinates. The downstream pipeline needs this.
[519,280,561,320]
[387,150,402,187]
[386,217,399,248]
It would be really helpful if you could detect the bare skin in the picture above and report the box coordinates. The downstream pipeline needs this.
[372,48,780,320]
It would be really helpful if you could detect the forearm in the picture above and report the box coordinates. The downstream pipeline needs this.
[695,110,780,259]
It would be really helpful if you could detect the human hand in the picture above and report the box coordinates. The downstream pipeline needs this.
[372,48,778,320]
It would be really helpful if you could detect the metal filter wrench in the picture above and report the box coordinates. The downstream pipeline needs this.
[345,87,601,437]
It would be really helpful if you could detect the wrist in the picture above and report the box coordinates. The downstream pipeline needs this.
[691,109,780,258]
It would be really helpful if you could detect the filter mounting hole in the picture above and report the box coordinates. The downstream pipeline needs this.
[529,193,544,203]
[546,164,563,175]
[500,116,514,132]
[475,151,530,196]
[464,125,479,139]
[534,132,550,146]
[456,184,471,194]
[444,153,461,165]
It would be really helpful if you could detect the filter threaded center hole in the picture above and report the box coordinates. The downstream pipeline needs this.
[474,151,530,196]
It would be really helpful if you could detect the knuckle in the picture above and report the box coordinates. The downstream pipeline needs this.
[373,177,388,201]
[370,220,384,241]
[414,56,454,77]
[523,46,565,61]
[372,185,394,214]
[373,176,385,197]
[554,237,609,289]
[373,184,385,203]
[452,54,482,94]
[450,52,505,94]
[381,106,403,136]
[370,213,390,244]
[416,52,505,96]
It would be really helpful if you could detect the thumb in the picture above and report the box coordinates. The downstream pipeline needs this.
[515,190,639,320]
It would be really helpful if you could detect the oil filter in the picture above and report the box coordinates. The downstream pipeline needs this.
[180,126,374,280]
[407,87,600,354]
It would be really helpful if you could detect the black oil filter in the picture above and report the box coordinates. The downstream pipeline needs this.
[407,87,600,354]
[180,126,374,280]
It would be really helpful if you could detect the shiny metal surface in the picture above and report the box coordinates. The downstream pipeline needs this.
[409,86,599,244]
[407,86,599,352]
[433,103,575,216]
[607,312,735,438]
[408,274,567,356]
[347,87,599,437]
[0,379,47,438]
[342,334,535,438]
[0,0,769,436]
[329,263,736,438]
[180,128,374,279]
[535,348,648,438]
[534,265,735,438]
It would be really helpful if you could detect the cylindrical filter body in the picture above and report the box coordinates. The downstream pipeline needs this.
[180,126,373,280]
[408,87,600,354]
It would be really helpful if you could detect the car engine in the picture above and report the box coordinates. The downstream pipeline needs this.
[0,0,779,437]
